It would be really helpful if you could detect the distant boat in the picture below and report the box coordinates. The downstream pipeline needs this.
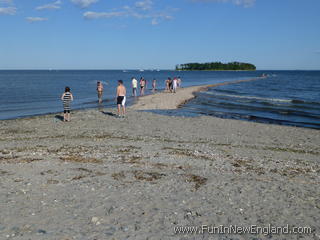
[139,69,144,72]
[156,69,160,72]
[123,70,128,72]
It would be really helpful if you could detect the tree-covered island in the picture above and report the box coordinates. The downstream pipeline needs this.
[175,62,256,71]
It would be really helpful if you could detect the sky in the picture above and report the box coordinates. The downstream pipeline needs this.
[0,0,320,70]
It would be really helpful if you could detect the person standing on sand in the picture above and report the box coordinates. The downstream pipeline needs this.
[116,80,126,118]
[61,86,73,122]
[168,77,173,92]
[152,79,156,92]
[173,77,178,93]
[177,76,182,88]
[132,77,138,96]
[140,77,146,96]
[165,77,170,92]
[97,81,104,103]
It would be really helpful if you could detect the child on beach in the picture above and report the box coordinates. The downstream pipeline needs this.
[116,80,126,118]
[61,86,73,122]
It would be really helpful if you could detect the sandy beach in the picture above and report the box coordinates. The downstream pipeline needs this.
[0,85,319,240]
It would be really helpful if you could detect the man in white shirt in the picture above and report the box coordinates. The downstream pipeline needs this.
[132,77,138,96]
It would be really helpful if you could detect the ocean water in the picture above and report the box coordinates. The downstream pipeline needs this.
[0,70,319,129]
[159,71,320,129]
[0,70,253,120]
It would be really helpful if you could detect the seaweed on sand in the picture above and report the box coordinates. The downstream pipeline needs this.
[120,155,143,164]
[185,174,207,190]
[272,167,319,178]
[232,159,265,175]
[60,155,102,164]
[112,171,126,181]
[0,156,42,163]
[0,169,10,175]
[164,147,214,161]
[47,179,59,184]
[71,168,106,181]
[133,170,166,182]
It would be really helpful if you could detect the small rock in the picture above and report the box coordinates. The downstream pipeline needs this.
[91,217,99,224]
[37,229,47,234]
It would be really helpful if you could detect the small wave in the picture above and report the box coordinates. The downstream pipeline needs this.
[90,80,109,85]
[291,99,305,104]
[212,89,239,94]
[193,98,320,119]
[205,92,292,103]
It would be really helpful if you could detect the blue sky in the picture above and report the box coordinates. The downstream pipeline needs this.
[0,0,320,70]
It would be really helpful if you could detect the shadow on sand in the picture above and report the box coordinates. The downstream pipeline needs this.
[101,111,118,117]
[55,115,64,121]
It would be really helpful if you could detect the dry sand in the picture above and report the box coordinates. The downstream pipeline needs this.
[0,83,319,240]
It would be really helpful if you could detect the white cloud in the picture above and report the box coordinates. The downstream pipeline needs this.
[84,11,126,19]
[192,0,256,8]
[0,6,16,15]
[0,0,13,4]
[151,18,158,25]
[36,0,61,10]
[83,1,176,25]
[71,0,98,8]
[26,17,48,22]
[135,0,153,11]
[233,0,255,7]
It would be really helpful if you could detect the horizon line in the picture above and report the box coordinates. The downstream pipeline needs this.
[1,69,320,71]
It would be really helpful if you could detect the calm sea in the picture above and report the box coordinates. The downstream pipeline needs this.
[0,70,319,129]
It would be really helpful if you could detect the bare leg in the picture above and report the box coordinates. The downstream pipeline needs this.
[63,113,67,122]
[99,92,103,103]
[117,104,121,116]
[122,105,126,116]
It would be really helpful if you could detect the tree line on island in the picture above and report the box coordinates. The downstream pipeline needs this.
[175,62,256,71]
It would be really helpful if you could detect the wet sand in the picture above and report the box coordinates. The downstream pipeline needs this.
[0,81,319,240]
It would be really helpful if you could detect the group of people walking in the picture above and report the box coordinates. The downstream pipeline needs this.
[165,77,182,93]
[60,76,182,122]
[131,76,182,96]
[131,77,158,96]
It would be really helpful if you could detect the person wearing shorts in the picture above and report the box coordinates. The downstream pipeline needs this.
[97,81,104,103]
[132,77,138,96]
[173,77,178,93]
[116,80,126,118]
[168,78,173,92]
[61,86,74,122]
